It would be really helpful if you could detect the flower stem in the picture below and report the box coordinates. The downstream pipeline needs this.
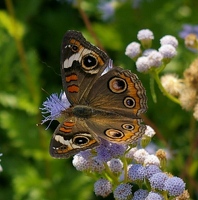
[151,71,180,105]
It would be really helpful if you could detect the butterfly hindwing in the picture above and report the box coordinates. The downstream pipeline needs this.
[50,117,99,158]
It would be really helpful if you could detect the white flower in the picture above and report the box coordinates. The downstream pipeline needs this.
[160,35,178,48]
[147,51,163,67]
[161,74,183,96]
[159,44,177,59]
[136,56,150,72]
[144,155,160,166]
[144,126,156,138]
[133,149,149,164]
[137,29,154,40]
[125,42,141,59]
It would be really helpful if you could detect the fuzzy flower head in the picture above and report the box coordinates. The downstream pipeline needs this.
[40,92,70,127]
[133,189,149,200]
[125,42,142,60]
[113,183,132,200]
[136,56,150,73]
[72,151,92,171]
[145,164,161,179]
[141,126,156,148]
[133,148,149,164]
[89,157,105,173]
[158,44,177,63]
[145,191,164,200]
[183,58,198,88]
[107,158,123,174]
[179,85,197,111]
[160,35,178,48]
[137,29,154,48]
[135,52,163,73]
[149,172,169,190]
[161,74,184,97]
[128,164,145,182]
[147,51,163,68]
[144,126,156,138]
[144,154,160,167]
[95,139,127,162]
[94,178,112,197]
[164,176,185,197]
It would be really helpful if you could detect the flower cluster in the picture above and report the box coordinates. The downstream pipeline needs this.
[125,29,178,73]
[125,28,198,121]
[71,127,188,200]
[161,58,198,119]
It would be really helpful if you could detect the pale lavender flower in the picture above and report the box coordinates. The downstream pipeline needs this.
[128,164,145,181]
[144,154,160,166]
[94,178,112,197]
[145,164,161,179]
[179,24,198,38]
[164,177,185,196]
[137,29,154,48]
[133,189,149,200]
[145,192,164,200]
[144,126,156,138]
[147,51,163,67]
[158,44,177,59]
[125,42,142,59]
[149,172,168,190]
[107,158,123,173]
[90,157,105,173]
[95,139,126,162]
[160,35,178,48]
[40,91,70,127]
[133,148,149,164]
[72,153,92,171]
[113,183,132,200]
[137,29,154,41]
[136,56,150,72]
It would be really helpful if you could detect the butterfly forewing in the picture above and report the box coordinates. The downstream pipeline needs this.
[61,30,110,105]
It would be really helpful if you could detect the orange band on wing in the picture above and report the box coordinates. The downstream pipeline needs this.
[63,121,75,127]
[59,127,72,133]
[65,74,78,83]
[67,85,79,93]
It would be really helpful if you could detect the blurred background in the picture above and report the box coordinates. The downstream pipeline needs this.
[0,0,198,199]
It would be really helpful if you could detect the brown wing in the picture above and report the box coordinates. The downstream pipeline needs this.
[61,30,110,105]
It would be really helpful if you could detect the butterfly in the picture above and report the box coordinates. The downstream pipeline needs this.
[49,30,147,158]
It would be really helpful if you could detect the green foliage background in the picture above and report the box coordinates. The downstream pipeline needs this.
[0,0,198,199]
